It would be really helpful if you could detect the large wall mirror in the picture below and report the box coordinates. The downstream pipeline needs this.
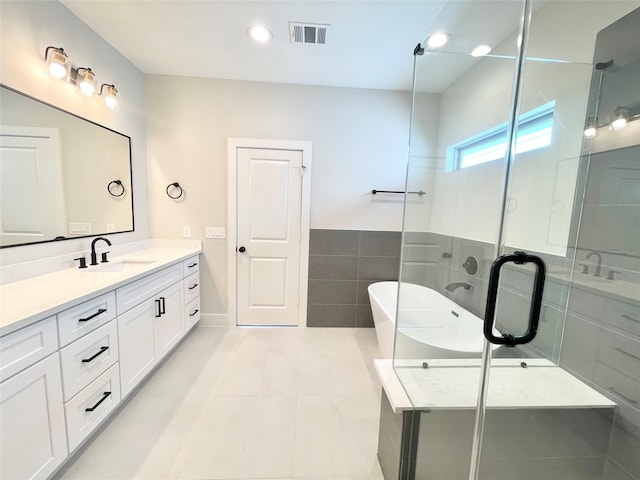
[0,85,134,248]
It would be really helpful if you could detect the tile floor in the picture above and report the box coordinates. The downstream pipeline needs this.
[58,326,385,480]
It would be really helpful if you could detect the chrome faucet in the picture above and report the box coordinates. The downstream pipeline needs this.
[444,282,473,293]
[585,251,603,277]
[90,237,112,265]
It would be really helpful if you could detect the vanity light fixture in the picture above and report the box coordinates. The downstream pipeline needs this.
[76,67,97,96]
[247,25,273,43]
[471,45,492,57]
[43,46,119,108]
[583,117,598,138]
[610,106,630,130]
[426,32,448,49]
[100,84,119,109]
[44,46,70,79]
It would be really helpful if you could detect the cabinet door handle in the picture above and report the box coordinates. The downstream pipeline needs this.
[188,262,197,268]
[81,346,109,363]
[155,299,162,318]
[160,296,166,315]
[189,309,200,317]
[85,391,112,412]
[189,283,199,290]
[79,308,107,322]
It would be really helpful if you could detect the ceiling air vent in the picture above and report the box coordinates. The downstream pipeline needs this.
[289,22,331,45]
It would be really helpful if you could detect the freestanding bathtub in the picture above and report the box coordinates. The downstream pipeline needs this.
[368,281,496,359]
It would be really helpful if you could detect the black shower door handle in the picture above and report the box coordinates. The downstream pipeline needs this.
[483,251,546,347]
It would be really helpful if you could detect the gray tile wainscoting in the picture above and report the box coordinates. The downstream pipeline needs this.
[307,229,401,328]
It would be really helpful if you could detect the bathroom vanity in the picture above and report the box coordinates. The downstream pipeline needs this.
[0,245,201,480]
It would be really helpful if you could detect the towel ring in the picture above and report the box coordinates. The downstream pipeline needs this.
[107,180,125,197]
[166,182,183,199]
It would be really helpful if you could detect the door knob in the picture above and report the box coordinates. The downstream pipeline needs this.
[238,246,246,253]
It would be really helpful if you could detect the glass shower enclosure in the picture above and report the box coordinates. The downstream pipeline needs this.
[390,1,640,479]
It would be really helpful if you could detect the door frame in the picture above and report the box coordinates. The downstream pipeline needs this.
[227,138,312,327]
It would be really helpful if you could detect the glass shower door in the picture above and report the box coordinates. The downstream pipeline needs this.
[393,1,640,479]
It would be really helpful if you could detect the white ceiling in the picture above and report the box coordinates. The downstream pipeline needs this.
[60,1,534,93]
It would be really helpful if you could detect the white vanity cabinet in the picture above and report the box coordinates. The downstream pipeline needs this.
[0,316,67,480]
[117,264,186,398]
[0,248,202,480]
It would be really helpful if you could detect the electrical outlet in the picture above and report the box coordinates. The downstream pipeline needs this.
[183,226,191,238]
[106,223,115,233]
[205,226,225,239]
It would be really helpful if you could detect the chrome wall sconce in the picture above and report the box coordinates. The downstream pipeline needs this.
[44,46,119,109]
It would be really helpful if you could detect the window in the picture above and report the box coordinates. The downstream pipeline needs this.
[447,101,555,171]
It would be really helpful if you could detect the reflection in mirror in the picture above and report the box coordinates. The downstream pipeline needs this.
[0,85,133,248]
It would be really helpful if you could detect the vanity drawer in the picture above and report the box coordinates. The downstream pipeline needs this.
[58,292,116,347]
[0,316,58,382]
[183,255,200,275]
[60,321,119,401]
[184,272,200,305]
[594,363,640,408]
[65,362,121,452]
[116,263,183,313]
[603,298,640,340]
[567,287,606,322]
[185,297,201,332]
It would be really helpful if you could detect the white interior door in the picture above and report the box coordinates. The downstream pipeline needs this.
[0,126,66,246]
[236,147,304,326]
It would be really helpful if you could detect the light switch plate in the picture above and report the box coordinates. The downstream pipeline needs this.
[69,222,92,235]
[205,226,225,239]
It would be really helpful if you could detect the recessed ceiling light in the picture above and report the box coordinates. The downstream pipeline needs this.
[247,25,272,43]
[426,33,448,49]
[471,45,492,57]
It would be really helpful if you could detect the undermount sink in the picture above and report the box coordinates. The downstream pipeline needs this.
[90,259,156,273]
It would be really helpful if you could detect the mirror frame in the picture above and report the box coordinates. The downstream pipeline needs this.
[0,84,134,249]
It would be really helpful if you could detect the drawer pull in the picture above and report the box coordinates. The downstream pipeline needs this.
[615,347,640,362]
[189,309,199,317]
[85,391,112,412]
[621,314,640,324]
[155,299,162,318]
[608,387,638,405]
[81,346,109,363]
[79,308,107,322]
[189,283,199,290]
[188,262,197,268]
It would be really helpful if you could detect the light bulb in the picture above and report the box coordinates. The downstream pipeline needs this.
[77,68,97,96]
[103,85,118,109]
[471,45,492,57]
[584,126,597,138]
[611,107,629,131]
[44,47,70,79]
[426,33,448,49]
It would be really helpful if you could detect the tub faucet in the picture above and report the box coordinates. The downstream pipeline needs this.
[444,282,473,293]
[90,237,112,265]
[586,251,603,277]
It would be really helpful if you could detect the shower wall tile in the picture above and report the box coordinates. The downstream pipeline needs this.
[308,255,358,280]
[309,229,359,255]
[306,304,356,328]
[358,256,401,281]
[603,459,637,480]
[307,280,357,305]
[307,229,401,327]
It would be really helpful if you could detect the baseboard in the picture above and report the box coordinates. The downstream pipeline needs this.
[199,313,233,326]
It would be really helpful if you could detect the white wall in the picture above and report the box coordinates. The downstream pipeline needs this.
[145,76,412,313]
[0,0,148,266]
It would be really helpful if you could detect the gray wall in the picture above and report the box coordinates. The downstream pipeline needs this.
[307,229,401,328]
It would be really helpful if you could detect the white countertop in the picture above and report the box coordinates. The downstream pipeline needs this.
[0,246,201,337]
[375,359,616,413]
